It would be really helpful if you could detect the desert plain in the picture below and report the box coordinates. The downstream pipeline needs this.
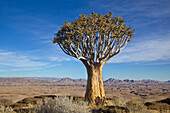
[0,77,169,105]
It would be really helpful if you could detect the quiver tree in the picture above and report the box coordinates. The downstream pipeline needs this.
[51,12,135,104]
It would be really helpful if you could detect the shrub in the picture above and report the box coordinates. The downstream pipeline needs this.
[125,101,150,113]
[145,102,170,113]
[32,96,91,113]
[0,105,16,113]
[112,96,129,107]
[0,99,13,106]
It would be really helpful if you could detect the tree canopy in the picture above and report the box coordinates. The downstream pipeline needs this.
[52,12,135,65]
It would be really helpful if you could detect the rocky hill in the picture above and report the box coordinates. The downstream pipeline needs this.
[103,78,122,84]
[56,77,87,83]
[139,79,164,84]
[165,80,170,83]
[57,77,74,83]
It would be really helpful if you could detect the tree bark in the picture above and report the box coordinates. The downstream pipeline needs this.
[84,63,106,104]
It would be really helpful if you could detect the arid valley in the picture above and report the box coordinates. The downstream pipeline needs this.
[0,77,169,112]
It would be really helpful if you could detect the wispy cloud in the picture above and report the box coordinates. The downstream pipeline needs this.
[11,67,43,71]
[0,49,48,68]
[50,57,72,62]
[0,69,7,72]
[10,64,61,71]
[0,48,72,71]
[89,0,170,28]
[109,34,170,64]
[0,50,13,55]
[90,0,170,17]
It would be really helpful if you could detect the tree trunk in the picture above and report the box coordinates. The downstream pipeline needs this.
[85,63,106,104]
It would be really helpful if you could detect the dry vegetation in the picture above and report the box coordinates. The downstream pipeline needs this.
[32,96,90,113]
[0,78,169,113]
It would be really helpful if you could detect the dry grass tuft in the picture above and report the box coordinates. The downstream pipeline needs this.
[32,96,91,113]
[112,96,130,107]
[125,101,150,113]
[0,105,16,113]
[145,102,170,113]
[0,99,13,106]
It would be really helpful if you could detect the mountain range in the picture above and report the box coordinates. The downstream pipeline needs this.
[0,77,169,84]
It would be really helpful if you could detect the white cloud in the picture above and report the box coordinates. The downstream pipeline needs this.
[109,35,170,64]
[0,50,48,67]
[90,0,170,18]
[0,51,13,56]
[11,67,43,71]
[50,57,71,62]
[0,48,71,72]
[89,0,170,28]
[0,69,7,72]
[9,64,61,72]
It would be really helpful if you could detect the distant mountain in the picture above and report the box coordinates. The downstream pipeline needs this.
[0,77,48,83]
[104,78,136,84]
[57,77,74,83]
[165,80,170,83]
[24,77,61,82]
[0,77,168,84]
[123,79,135,82]
[73,78,87,83]
[0,77,86,84]
[24,77,87,83]
[103,78,167,84]
[104,78,122,84]
[57,77,87,83]
[138,79,164,84]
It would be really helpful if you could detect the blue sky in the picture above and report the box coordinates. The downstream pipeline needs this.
[0,0,170,81]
